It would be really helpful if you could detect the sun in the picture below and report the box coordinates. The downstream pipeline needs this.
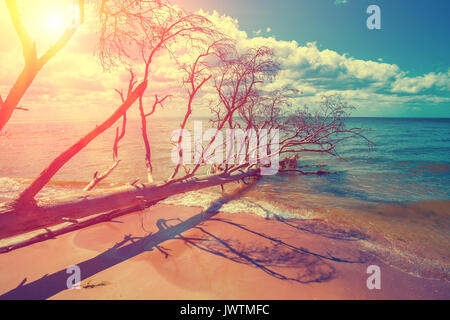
[20,0,80,53]
[31,11,73,51]
[45,12,67,32]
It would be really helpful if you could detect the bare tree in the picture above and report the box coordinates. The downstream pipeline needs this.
[167,46,280,183]
[170,39,234,180]
[278,95,372,163]
[83,75,133,192]
[238,91,373,175]
[0,0,85,131]
[168,46,371,183]
[138,93,171,183]
[14,0,224,203]
[0,2,371,241]
[97,0,223,184]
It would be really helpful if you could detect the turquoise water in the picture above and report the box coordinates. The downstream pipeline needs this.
[263,117,450,207]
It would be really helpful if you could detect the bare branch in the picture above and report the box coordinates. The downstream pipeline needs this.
[182,46,279,179]
[38,28,77,67]
[84,160,120,191]
[144,94,172,118]
[0,0,84,131]
[85,81,130,191]
[170,39,233,179]
[5,0,34,61]
[17,78,147,203]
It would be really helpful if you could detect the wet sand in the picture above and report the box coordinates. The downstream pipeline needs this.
[0,203,448,300]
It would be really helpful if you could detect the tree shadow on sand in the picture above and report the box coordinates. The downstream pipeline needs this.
[1,182,369,299]
[176,218,367,284]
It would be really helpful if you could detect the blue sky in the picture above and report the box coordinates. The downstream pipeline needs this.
[175,0,450,117]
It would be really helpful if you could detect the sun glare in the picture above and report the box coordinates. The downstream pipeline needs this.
[44,11,67,34]
[20,0,80,53]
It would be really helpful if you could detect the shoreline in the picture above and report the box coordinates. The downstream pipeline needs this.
[0,203,449,299]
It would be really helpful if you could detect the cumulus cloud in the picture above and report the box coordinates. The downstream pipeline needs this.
[201,10,450,114]
[391,70,450,93]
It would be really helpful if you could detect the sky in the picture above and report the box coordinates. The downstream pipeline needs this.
[0,0,449,123]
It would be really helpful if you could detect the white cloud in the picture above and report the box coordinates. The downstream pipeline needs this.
[391,70,450,93]
[201,10,450,114]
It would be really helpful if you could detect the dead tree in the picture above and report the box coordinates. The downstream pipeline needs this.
[13,0,223,203]
[239,92,372,175]
[168,47,371,183]
[277,95,372,161]
[83,79,132,191]
[139,94,171,183]
[97,0,222,183]
[171,46,280,181]
[170,39,234,180]
[0,0,84,132]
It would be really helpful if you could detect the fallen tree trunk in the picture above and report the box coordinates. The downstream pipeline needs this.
[0,205,142,254]
[0,168,260,239]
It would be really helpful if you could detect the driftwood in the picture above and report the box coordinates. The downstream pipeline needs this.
[0,168,261,241]
[84,112,127,191]
[0,205,142,254]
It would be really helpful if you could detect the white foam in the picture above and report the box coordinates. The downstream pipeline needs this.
[0,177,24,199]
[160,190,317,220]
[0,177,83,201]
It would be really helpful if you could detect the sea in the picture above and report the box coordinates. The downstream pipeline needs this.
[0,117,449,280]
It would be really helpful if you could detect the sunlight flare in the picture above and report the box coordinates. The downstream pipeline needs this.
[19,0,81,51]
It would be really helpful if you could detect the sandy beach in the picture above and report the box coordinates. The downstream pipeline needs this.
[0,202,448,300]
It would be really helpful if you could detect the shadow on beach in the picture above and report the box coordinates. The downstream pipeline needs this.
[0,182,368,300]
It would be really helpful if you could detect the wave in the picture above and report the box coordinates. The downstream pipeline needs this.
[162,187,450,281]
[0,177,26,199]
[0,177,119,201]
[160,190,319,220]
